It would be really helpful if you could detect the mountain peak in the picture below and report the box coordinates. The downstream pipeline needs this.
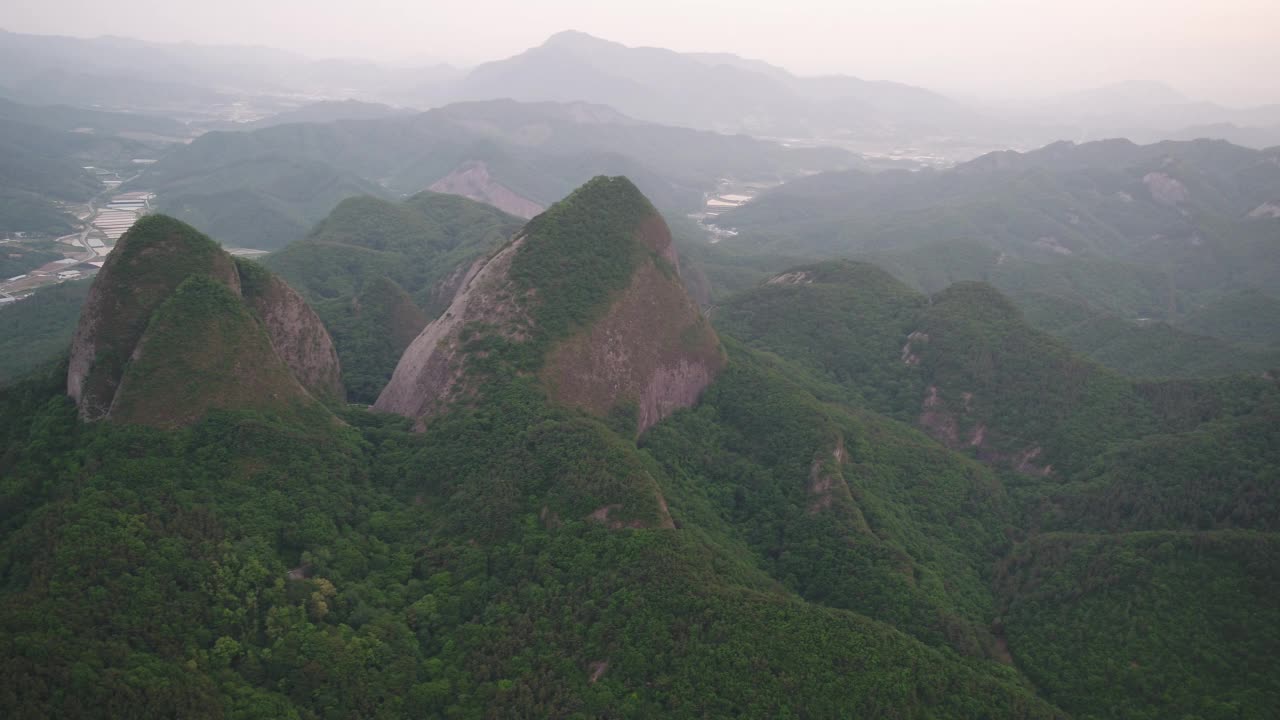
[67,215,243,419]
[67,214,343,426]
[375,176,723,432]
[541,29,616,51]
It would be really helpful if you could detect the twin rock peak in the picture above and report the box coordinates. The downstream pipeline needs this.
[68,177,724,433]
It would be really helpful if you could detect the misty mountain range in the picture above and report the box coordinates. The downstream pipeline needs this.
[130,98,858,248]
[3,28,1278,151]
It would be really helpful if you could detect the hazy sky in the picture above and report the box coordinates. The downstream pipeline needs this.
[5,0,1279,105]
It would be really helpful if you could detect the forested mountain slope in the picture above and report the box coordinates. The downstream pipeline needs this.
[714,260,1280,717]
[725,139,1280,277]
[1,179,1065,718]
[713,138,1280,377]
[1,178,1275,718]
[0,280,90,386]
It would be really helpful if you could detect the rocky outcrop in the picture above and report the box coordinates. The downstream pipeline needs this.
[901,330,928,366]
[374,236,530,423]
[540,205,723,432]
[67,215,343,425]
[427,262,474,315]
[679,262,714,310]
[767,270,816,286]
[1143,171,1189,206]
[376,176,724,432]
[1247,202,1280,219]
[541,258,723,433]
[918,385,1052,476]
[428,161,544,219]
[807,436,854,514]
[237,263,344,402]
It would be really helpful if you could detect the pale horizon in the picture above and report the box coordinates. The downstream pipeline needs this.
[4,0,1279,107]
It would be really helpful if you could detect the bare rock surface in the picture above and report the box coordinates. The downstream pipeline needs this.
[240,270,344,402]
[429,161,545,219]
[1143,171,1189,206]
[374,237,530,422]
[541,259,724,433]
[68,217,241,420]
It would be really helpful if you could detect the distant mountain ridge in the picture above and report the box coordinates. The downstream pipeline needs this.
[723,138,1280,306]
[0,28,462,111]
[4,27,1279,157]
[135,98,857,248]
[452,30,977,139]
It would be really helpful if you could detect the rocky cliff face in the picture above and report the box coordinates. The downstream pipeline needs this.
[428,161,545,219]
[374,235,530,422]
[375,176,724,431]
[67,215,344,424]
[237,260,345,402]
[540,253,723,433]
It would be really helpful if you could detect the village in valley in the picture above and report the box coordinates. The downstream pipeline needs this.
[692,179,772,243]
[0,171,270,308]
[0,174,155,306]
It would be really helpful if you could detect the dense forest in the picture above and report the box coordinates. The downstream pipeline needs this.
[1,175,1278,719]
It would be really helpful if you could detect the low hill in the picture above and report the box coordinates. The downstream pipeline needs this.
[0,96,187,139]
[1015,292,1280,378]
[718,263,1276,476]
[0,98,179,233]
[712,260,927,416]
[712,262,1280,716]
[1180,289,1280,350]
[140,153,386,251]
[232,99,409,130]
[726,139,1280,268]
